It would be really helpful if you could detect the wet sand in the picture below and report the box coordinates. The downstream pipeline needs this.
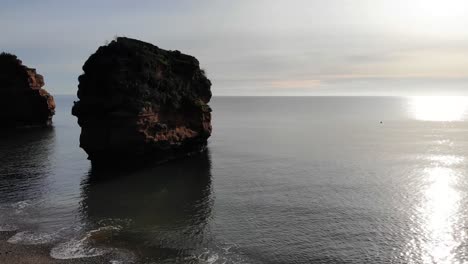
[0,232,107,264]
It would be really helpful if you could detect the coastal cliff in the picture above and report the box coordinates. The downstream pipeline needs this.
[72,37,212,166]
[0,53,55,127]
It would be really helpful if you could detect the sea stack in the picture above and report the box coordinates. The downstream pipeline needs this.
[72,37,212,166]
[0,53,55,127]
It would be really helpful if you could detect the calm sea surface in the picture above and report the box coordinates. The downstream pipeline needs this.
[2,96,468,263]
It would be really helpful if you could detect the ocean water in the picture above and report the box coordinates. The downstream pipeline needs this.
[1,96,468,263]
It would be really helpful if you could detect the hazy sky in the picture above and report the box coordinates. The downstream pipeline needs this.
[1,0,468,96]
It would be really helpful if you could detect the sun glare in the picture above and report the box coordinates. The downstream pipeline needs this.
[412,0,466,18]
[421,166,462,264]
[382,0,468,36]
[410,97,468,122]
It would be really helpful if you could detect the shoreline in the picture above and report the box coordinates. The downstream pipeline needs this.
[0,232,108,264]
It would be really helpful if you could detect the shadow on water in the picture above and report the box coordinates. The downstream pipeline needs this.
[80,150,214,261]
[0,127,56,203]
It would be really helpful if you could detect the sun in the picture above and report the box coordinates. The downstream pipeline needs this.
[414,0,465,18]
[399,0,467,35]
[409,96,468,122]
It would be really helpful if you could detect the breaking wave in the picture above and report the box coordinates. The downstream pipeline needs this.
[50,225,123,260]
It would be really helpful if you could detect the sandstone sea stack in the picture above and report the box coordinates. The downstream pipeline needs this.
[72,37,212,166]
[0,53,55,127]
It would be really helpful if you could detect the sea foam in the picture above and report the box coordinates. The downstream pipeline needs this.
[7,230,58,245]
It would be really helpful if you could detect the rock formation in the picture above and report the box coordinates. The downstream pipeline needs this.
[0,53,55,127]
[72,37,212,166]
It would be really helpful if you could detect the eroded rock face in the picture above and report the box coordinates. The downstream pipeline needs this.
[0,53,55,127]
[72,37,212,166]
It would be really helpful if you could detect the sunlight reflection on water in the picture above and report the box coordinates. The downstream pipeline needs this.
[406,96,468,262]
[422,167,461,264]
[4,97,468,263]
[405,155,464,264]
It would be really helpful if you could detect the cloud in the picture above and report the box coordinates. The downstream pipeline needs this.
[1,0,468,95]
[270,80,321,89]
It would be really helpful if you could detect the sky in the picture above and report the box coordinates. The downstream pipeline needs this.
[1,0,468,96]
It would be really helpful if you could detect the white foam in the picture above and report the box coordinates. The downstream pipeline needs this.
[50,237,110,259]
[191,245,247,264]
[107,248,136,264]
[13,200,32,211]
[108,253,137,264]
[206,254,220,264]
[7,231,58,245]
[197,250,220,264]
[50,225,122,260]
[89,225,122,237]
[14,200,31,208]
[0,224,18,232]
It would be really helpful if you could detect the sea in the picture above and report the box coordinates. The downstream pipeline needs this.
[1,96,468,263]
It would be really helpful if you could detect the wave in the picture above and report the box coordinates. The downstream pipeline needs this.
[50,225,126,260]
[50,237,110,259]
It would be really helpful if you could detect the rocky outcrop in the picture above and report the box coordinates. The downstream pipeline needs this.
[72,37,212,166]
[0,53,55,127]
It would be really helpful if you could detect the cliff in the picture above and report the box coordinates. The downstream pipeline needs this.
[72,37,212,166]
[0,53,55,127]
